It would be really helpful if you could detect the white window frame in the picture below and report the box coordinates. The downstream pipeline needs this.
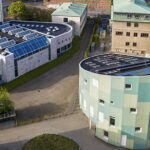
[92,78,99,88]
[135,127,142,133]
[90,106,94,117]
[99,112,104,122]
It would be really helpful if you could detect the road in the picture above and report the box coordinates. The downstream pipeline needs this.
[0,111,121,150]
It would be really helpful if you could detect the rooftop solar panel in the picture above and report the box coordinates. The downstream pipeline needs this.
[0,24,10,30]
[8,35,49,59]
[23,32,39,41]
[80,54,150,76]
[0,37,8,43]
[2,26,16,33]
[15,30,31,38]
[0,40,16,49]
[8,28,24,35]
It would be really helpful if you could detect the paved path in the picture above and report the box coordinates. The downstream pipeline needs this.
[0,111,121,150]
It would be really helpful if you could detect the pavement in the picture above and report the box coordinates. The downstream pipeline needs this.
[0,111,122,150]
[10,22,94,123]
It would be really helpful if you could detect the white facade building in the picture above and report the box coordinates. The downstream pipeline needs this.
[0,21,73,84]
[52,2,87,36]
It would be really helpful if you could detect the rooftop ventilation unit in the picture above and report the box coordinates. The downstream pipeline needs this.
[2,26,16,33]
[0,40,16,49]
[8,28,24,35]
[15,30,31,38]
[23,32,39,41]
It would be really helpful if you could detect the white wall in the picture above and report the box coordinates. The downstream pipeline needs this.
[48,25,73,60]
[52,16,81,36]
[17,48,49,77]
[52,7,87,36]
[0,52,15,82]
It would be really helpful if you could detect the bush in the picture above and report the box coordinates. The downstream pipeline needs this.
[0,87,14,114]
[27,6,54,22]
[22,134,79,150]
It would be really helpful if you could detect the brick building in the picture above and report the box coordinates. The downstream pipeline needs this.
[43,0,111,13]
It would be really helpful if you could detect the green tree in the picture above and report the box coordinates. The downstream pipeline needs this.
[0,87,14,114]
[93,33,100,47]
[94,17,102,26]
[7,1,30,20]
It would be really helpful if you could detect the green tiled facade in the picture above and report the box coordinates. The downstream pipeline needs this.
[79,63,150,149]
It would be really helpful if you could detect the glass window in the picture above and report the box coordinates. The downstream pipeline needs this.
[134,23,138,27]
[110,117,115,126]
[126,32,130,36]
[127,22,131,27]
[134,33,138,37]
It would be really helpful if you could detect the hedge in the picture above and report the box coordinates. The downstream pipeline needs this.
[84,25,96,58]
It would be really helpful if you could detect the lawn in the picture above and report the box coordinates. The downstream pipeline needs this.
[22,134,79,150]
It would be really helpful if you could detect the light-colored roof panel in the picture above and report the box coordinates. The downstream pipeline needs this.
[52,2,87,17]
[113,0,150,14]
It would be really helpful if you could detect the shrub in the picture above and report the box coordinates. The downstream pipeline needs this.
[22,134,79,150]
[0,87,14,114]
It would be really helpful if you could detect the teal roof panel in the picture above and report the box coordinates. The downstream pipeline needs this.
[52,2,87,17]
[113,0,150,14]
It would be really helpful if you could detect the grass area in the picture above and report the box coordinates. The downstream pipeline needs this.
[22,134,79,150]
[2,36,80,91]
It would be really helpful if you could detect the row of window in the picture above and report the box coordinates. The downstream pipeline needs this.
[125,42,137,47]
[116,49,145,55]
[57,37,71,45]
[116,32,149,38]
[127,14,150,20]
[127,22,138,27]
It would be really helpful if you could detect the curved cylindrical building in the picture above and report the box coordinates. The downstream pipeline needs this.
[79,53,150,149]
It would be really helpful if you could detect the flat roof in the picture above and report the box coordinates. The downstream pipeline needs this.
[0,22,49,59]
[9,20,71,37]
[113,0,150,14]
[80,53,150,76]
[52,2,87,17]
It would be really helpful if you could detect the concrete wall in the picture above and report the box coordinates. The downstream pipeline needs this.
[0,52,15,82]
[17,47,49,77]
[52,9,87,36]
[111,21,150,57]
[79,64,150,149]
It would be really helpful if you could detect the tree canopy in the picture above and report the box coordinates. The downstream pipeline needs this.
[0,87,14,114]
[7,1,30,20]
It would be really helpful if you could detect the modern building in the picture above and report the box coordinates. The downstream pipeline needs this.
[52,2,87,36]
[111,0,150,57]
[79,53,150,149]
[43,0,111,13]
[0,0,3,22]
[0,20,73,84]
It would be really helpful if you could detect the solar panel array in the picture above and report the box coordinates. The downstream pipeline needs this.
[0,40,16,49]
[8,35,49,59]
[23,32,39,41]
[8,28,24,35]
[81,53,150,76]
[0,37,8,43]
[0,24,10,30]
[2,26,16,33]
[15,30,30,38]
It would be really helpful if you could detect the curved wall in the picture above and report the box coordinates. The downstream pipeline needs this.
[79,64,150,149]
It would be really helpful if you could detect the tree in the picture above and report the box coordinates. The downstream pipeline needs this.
[0,87,14,114]
[93,33,100,47]
[7,1,30,20]
[94,17,102,27]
